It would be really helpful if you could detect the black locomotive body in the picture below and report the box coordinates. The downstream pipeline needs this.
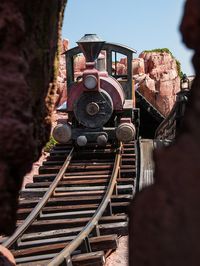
[53,34,139,146]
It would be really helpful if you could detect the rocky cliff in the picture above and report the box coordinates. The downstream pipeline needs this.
[55,41,87,108]
[116,50,181,116]
[134,50,180,116]
[55,39,69,107]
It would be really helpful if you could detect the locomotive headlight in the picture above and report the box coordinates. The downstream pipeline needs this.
[84,75,97,89]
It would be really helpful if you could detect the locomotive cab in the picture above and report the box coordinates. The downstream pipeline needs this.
[53,34,140,146]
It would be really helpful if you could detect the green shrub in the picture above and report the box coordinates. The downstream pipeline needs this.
[44,136,57,152]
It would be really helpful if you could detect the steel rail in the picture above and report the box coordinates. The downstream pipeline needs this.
[48,143,122,266]
[3,147,74,248]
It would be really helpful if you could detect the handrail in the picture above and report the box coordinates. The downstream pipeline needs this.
[155,89,190,142]
[155,102,177,141]
[48,143,123,266]
[135,90,164,123]
[3,147,74,248]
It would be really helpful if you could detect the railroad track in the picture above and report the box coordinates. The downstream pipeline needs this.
[2,141,137,265]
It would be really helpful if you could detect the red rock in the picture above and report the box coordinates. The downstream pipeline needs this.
[61,39,69,53]
[117,63,127,75]
[74,55,86,73]
[136,75,157,106]
[132,58,145,75]
[55,39,69,108]
[120,57,127,65]
[114,52,180,116]
[134,51,181,116]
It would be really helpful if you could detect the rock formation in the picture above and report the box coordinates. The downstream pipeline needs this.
[74,55,86,77]
[55,41,88,108]
[132,57,145,75]
[55,39,69,108]
[117,51,181,116]
[136,51,180,116]
[0,0,67,235]
[129,1,200,265]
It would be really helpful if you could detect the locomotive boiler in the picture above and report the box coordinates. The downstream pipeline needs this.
[53,34,139,146]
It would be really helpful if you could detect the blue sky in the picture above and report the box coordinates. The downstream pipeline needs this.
[62,0,194,75]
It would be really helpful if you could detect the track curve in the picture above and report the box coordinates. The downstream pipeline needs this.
[3,142,137,265]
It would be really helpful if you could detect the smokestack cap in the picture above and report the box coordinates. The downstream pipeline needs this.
[77,34,104,43]
[77,34,105,62]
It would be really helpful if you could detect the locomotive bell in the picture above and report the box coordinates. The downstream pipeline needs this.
[77,34,105,62]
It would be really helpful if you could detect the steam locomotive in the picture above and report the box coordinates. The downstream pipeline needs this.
[53,34,139,146]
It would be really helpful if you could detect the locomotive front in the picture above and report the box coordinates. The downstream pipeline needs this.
[53,34,137,146]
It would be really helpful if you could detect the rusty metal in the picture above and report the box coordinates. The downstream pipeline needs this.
[48,144,122,266]
[3,147,74,249]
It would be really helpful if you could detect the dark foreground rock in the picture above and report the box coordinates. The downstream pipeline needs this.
[129,1,200,265]
[0,0,66,235]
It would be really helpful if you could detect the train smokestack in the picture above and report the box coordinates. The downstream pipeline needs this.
[77,34,105,62]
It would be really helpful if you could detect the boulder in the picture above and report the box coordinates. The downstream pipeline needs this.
[62,39,69,52]
[55,39,69,108]
[115,51,180,116]
[74,55,86,73]
[117,63,127,75]
[136,51,181,116]
[132,58,145,75]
